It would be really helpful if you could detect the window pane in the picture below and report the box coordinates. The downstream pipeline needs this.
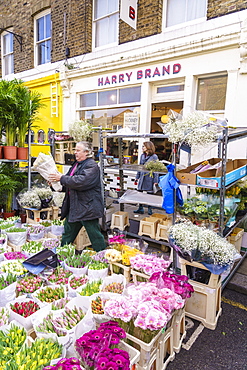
[98,90,117,105]
[37,17,44,41]
[80,93,97,107]
[108,13,118,43]
[196,76,227,111]
[4,54,14,75]
[166,0,206,27]
[3,33,13,54]
[119,87,141,104]
[45,13,51,38]
[157,85,184,93]
[46,39,51,62]
[94,0,118,19]
[187,0,206,21]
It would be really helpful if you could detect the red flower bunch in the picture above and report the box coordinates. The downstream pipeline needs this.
[10,300,40,317]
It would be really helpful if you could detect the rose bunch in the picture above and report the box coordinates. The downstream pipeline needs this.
[4,251,27,260]
[35,286,65,303]
[52,306,85,330]
[0,260,27,276]
[0,307,10,326]
[130,254,171,275]
[69,275,89,290]
[17,274,43,294]
[47,267,72,285]
[10,300,40,318]
[0,273,17,290]
[7,337,62,370]
[79,279,102,296]
[51,297,70,311]
[0,324,27,368]
[43,357,83,370]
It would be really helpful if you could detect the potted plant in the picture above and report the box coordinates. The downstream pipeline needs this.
[0,163,27,218]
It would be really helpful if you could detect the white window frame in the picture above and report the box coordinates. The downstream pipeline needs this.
[1,29,14,76]
[92,0,119,51]
[34,8,51,67]
[162,0,207,31]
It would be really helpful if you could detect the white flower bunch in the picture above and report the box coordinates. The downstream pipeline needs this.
[68,120,93,142]
[170,220,236,266]
[33,186,53,201]
[164,111,219,149]
[105,249,122,263]
[52,192,65,207]
[18,190,41,209]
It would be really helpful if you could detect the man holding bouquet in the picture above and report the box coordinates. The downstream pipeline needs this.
[49,141,106,251]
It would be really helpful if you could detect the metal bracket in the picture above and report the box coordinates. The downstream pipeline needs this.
[0,28,23,51]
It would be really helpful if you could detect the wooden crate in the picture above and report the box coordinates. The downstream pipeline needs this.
[74,226,91,251]
[131,269,150,284]
[109,262,131,283]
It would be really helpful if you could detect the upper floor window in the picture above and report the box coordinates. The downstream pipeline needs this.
[1,30,14,76]
[196,75,227,112]
[165,0,207,28]
[93,0,119,49]
[34,9,51,66]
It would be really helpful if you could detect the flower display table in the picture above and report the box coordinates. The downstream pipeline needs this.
[130,269,150,284]
[109,262,131,282]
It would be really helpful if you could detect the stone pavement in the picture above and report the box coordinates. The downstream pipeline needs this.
[227,255,247,295]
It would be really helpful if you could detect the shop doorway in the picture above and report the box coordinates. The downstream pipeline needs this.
[151,101,183,161]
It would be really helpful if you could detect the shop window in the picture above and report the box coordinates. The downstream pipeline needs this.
[38,129,45,143]
[34,9,51,66]
[119,86,141,104]
[165,0,207,28]
[25,130,35,144]
[196,75,227,111]
[93,0,119,49]
[157,85,184,93]
[80,93,97,108]
[98,90,117,106]
[1,30,14,76]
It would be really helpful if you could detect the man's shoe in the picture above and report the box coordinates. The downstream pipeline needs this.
[148,207,153,215]
[134,208,144,214]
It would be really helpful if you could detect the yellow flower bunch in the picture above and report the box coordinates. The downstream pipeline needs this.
[121,248,143,266]
[105,249,122,263]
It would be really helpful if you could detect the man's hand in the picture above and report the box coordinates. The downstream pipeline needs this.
[48,173,62,182]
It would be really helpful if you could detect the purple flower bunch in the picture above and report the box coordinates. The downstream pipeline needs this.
[93,249,108,264]
[4,251,27,260]
[108,234,126,245]
[43,357,83,370]
[149,270,194,299]
[42,238,61,249]
[75,321,129,370]
[130,254,171,275]
[28,224,45,235]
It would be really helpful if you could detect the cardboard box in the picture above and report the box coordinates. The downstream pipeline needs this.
[176,158,221,185]
[197,159,247,187]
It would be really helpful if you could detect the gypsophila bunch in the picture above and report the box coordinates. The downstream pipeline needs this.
[33,186,53,201]
[68,119,93,142]
[17,189,41,209]
[164,111,219,149]
[51,192,65,207]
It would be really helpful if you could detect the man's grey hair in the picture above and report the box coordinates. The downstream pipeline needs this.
[77,141,94,157]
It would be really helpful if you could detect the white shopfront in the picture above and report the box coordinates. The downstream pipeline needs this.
[61,10,247,177]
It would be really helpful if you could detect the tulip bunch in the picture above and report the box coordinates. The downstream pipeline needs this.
[0,307,10,326]
[0,223,15,230]
[88,261,108,270]
[93,250,108,264]
[43,357,84,370]
[40,220,52,227]
[52,306,85,330]
[0,246,5,254]
[35,286,65,303]
[69,275,89,290]
[36,313,67,337]
[0,273,17,290]
[51,297,70,311]
[22,240,44,254]
[0,233,7,246]
[65,254,91,268]
[28,224,45,234]
[47,267,72,285]
[42,238,61,249]
[91,296,104,314]
[52,219,64,226]
[102,282,124,294]
[79,279,102,296]
[82,249,96,257]
[0,324,27,368]
[10,300,40,318]
[0,260,27,276]
[4,251,27,260]
[17,274,43,294]
[6,337,63,370]
[56,243,75,261]
[6,227,26,233]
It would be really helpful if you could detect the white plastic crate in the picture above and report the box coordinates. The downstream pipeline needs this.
[109,262,131,283]
[131,269,150,284]
[172,307,186,353]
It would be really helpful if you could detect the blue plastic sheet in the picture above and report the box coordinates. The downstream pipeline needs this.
[159,164,183,214]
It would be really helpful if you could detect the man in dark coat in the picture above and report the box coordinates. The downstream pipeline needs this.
[49,141,106,251]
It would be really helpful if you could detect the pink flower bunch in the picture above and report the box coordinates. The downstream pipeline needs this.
[149,271,194,299]
[108,234,126,245]
[43,357,83,370]
[105,282,185,331]
[17,274,43,294]
[4,251,27,260]
[47,266,72,285]
[130,254,171,275]
[76,321,129,370]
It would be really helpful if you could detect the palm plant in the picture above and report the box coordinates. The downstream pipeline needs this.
[0,79,18,146]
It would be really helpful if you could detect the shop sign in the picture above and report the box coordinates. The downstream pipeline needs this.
[98,63,181,86]
[124,112,139,132]
[120,0,138,30]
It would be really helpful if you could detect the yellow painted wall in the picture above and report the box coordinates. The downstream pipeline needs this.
[24,73,62,158]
